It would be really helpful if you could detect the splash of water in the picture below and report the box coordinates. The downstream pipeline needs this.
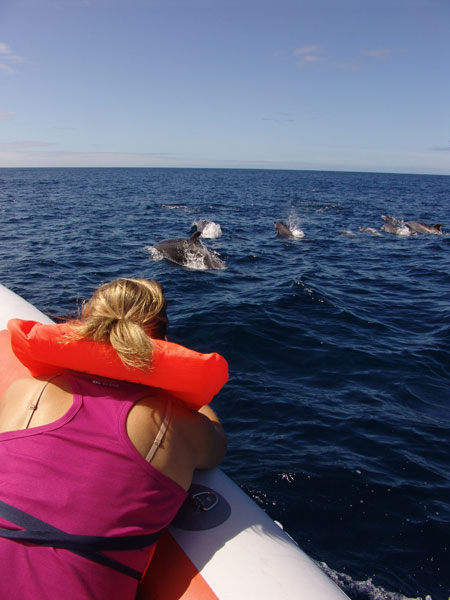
[318,562,434,600]
[286,212,305,238]
[193,219,223,238]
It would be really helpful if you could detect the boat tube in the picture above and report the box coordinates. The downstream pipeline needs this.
[0,283,349,600]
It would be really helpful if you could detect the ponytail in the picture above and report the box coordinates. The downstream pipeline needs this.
[70,278,168,370]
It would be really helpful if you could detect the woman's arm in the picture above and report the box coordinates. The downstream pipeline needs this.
[190,404,227,470]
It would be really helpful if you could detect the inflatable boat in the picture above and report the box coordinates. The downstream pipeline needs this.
[0,283,348,599]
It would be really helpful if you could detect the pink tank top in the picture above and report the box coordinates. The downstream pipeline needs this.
[0,373,187,600]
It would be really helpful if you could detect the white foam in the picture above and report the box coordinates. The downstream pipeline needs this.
[183,245,226,270]
[360,227,383,236]
[286,212,305,238]
[396,225,412,237]
[161,204,188,210]
[193,219,223,238]
[290,227,305,239]
[318,562,434,600]
[146,246,164,261]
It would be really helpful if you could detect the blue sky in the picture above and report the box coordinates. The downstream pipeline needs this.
[1,0,449,174]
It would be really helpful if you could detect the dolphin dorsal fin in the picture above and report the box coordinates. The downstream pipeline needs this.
[189,231,202,242]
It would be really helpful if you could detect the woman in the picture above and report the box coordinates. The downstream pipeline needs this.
[0,278,227,599]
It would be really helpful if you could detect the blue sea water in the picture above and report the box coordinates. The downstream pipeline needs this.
[0,167,449,600]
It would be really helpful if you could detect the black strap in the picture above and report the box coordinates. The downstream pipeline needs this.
[0,500,161,580]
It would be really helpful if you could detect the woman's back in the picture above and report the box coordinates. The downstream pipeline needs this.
[0,372,225,599]
[0,372,226,489]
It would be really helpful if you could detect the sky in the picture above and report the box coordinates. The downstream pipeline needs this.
[0,0,449,174]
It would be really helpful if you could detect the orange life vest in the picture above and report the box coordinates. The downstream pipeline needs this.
[7,319,228,410]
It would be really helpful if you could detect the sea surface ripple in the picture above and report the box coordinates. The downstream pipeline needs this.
[0,168,449,600]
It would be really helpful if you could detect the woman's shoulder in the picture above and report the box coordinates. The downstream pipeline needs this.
[2,375,51,397]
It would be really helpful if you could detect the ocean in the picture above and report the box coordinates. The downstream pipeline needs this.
[0,167,448,600]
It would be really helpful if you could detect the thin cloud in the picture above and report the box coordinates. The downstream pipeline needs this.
[262,112,295,123]
[0,64,14,75]
[294,45,323,56]
[0,43,24,62]
[0,149,184,168]
[0,110,15,120]
[0,141,57,150]
[431,146,450,152]
[334,61,363,71]
[302,55,322,63]
[366,48,395,59]
[0,42,24,74]
[0,42,13,55]
[294,44,324,66]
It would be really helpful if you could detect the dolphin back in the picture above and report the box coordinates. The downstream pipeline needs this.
[274,221,293,238]
[188,231,203,243]
[153,230,226,270]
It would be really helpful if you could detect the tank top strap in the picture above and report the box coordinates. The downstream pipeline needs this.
[144,398,172,463]
[24,374,60,429]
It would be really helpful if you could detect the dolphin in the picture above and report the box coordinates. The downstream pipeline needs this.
[381,215,443,236]
[404,221,443,235]
[274,221,304,239]
[154,231,226,270]
[380,216,412,236]
[381,215,403,226]
[380,222,412,236]
[274,221,293,238]
[360,227,382,236]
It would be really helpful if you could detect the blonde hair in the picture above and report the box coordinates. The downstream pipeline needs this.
[70,278,168,370]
